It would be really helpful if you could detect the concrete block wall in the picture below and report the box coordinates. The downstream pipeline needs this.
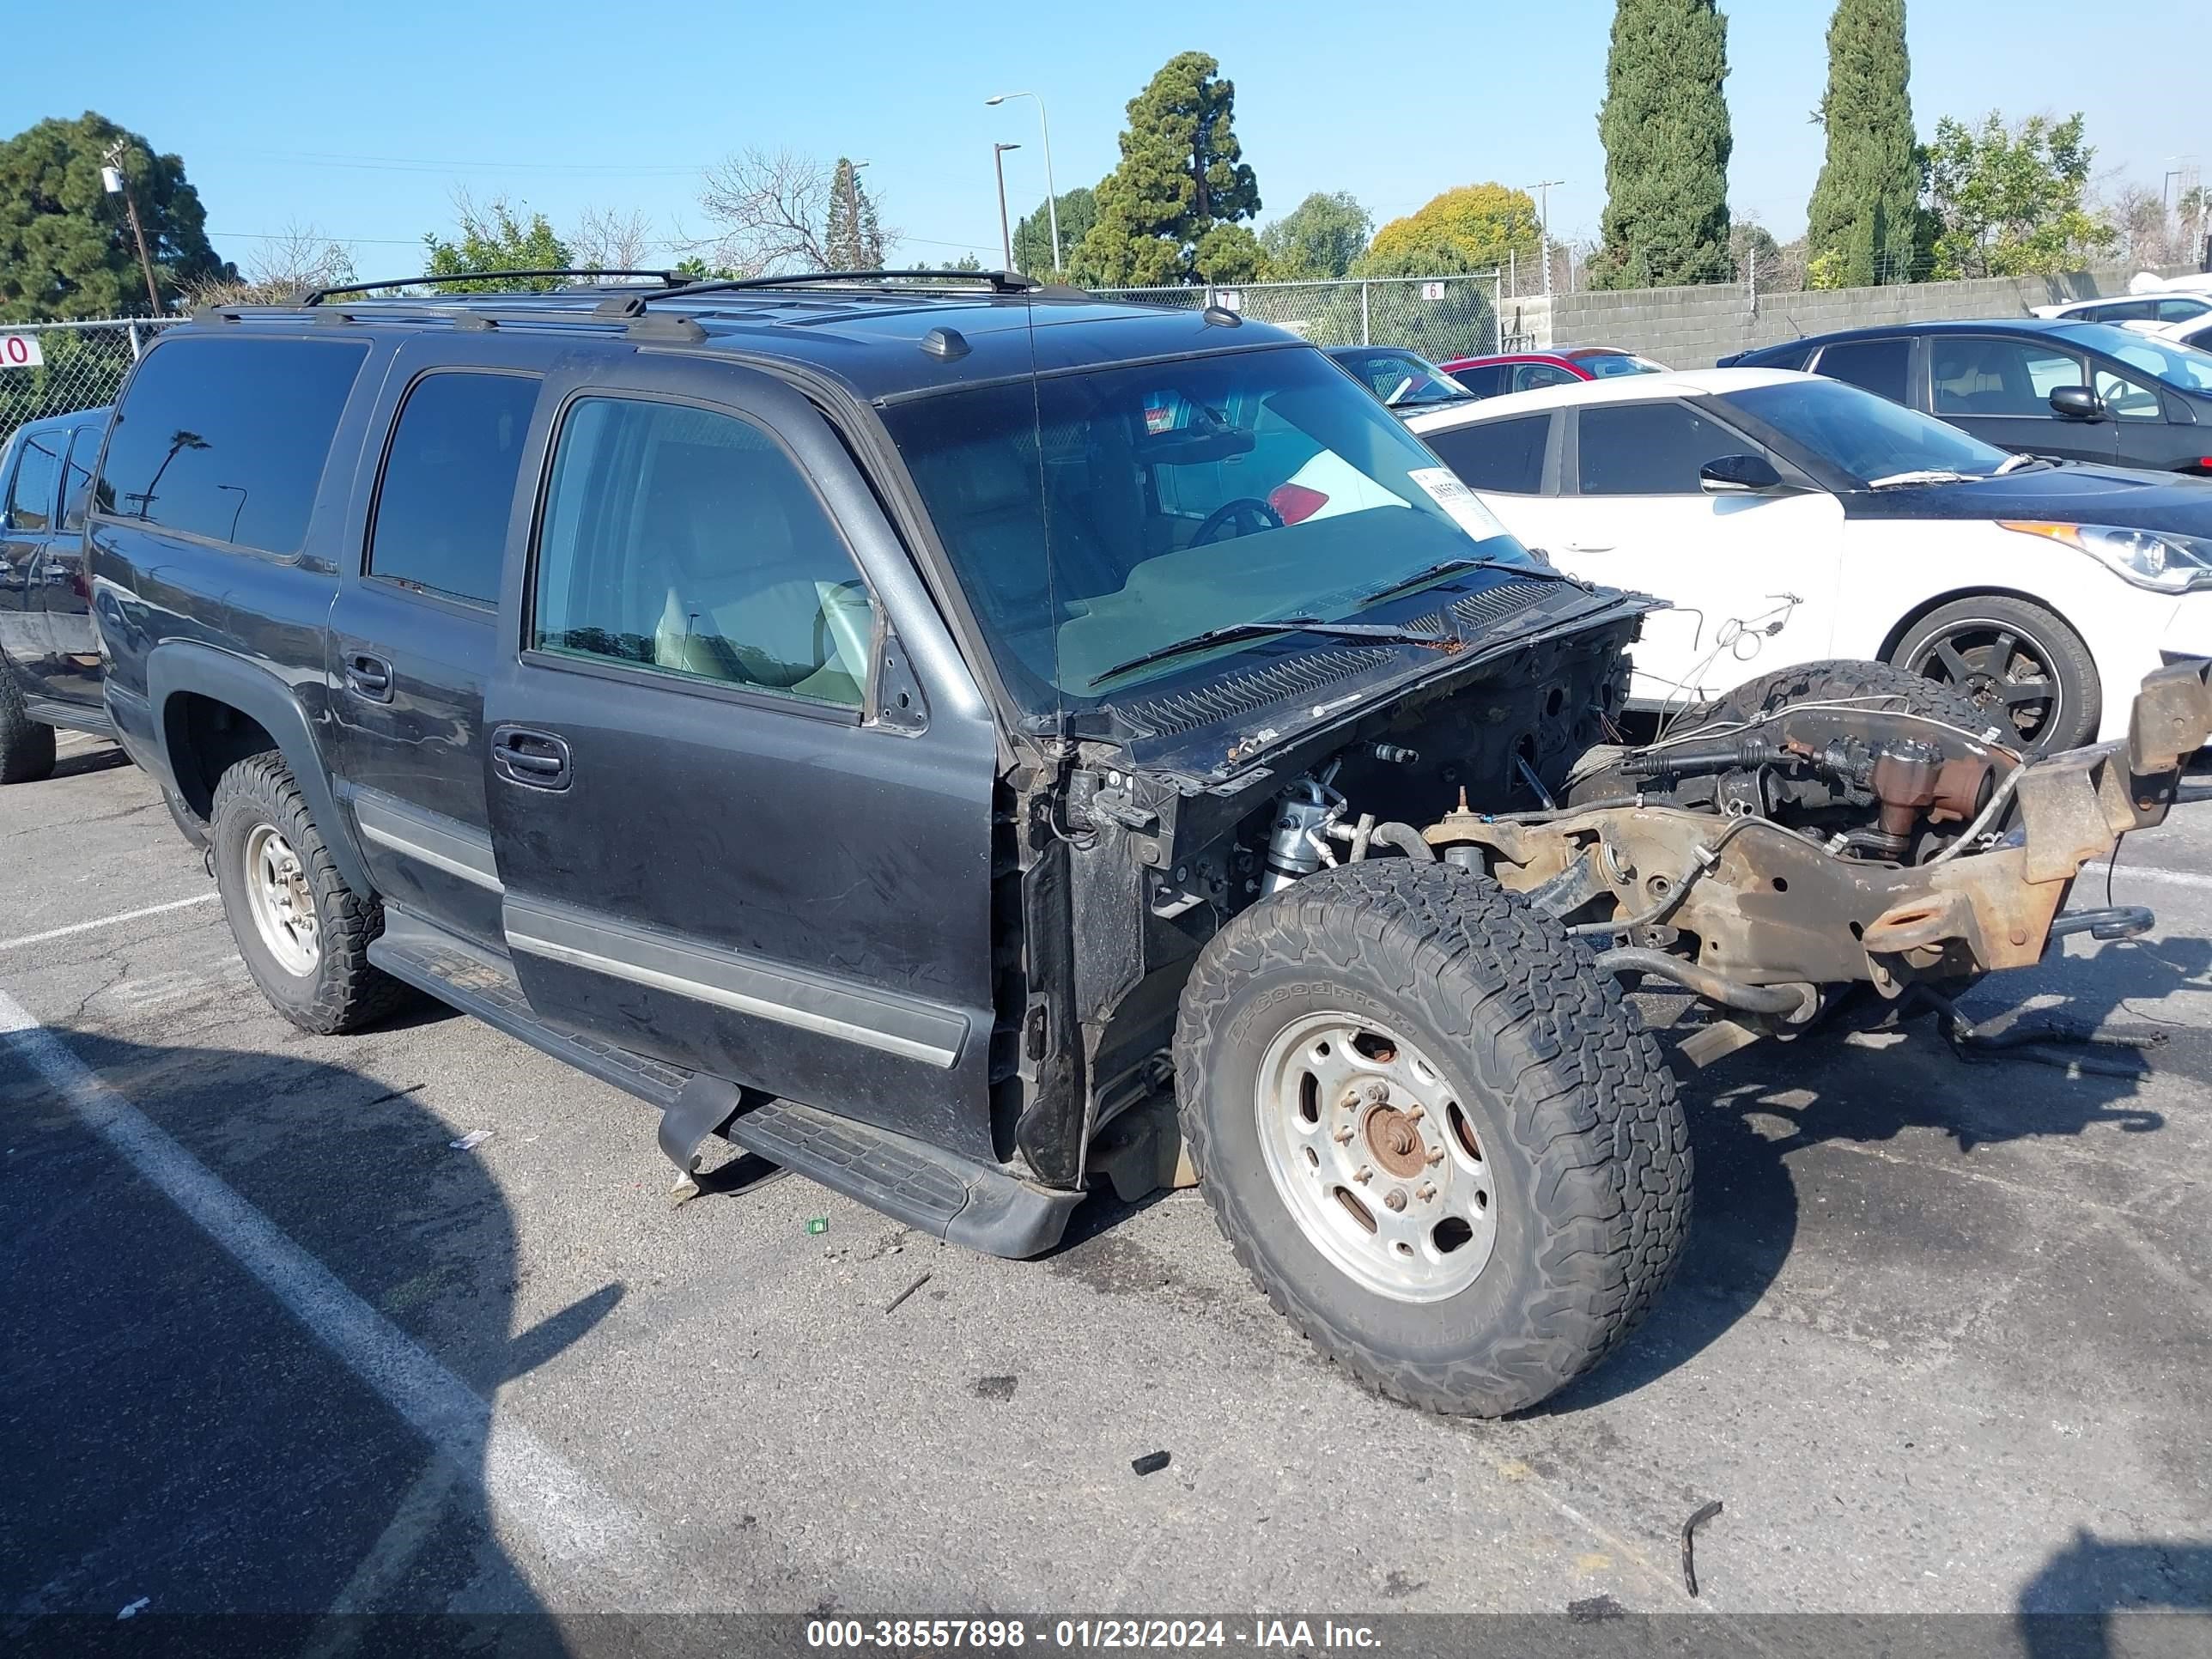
[1498,265,2193,367]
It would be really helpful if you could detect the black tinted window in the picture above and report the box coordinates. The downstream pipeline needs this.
[5,428,63,531]
[98,336,367,555]
[1425,415,1551,494]
[1576,403,1740,495]
[1750,344,1814,371]
[532,398,872,710]
[62,424,101,532]
[368,373,539,605]
[1815,338,1911,403]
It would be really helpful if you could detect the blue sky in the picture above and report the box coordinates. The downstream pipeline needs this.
[7,1,2204,281]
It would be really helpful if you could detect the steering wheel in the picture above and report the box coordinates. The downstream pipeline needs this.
[1192,497,1285,546]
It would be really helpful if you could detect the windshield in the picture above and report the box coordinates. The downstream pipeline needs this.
[2055,322,2212,394]
[1328,349,1475,409]
[1580,352,1666,378]
[1723,375,2014,486]
[885,344,1542,715]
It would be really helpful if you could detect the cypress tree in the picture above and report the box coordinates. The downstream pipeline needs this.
[1805,0,1919,287]
[1589,0,1735,289]
[1075,52,1261,287]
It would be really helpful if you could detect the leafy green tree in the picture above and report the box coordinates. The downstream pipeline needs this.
[1922,112,2115,279]
[824,158,886,269]
[938,255,983,271]
[1258,191,1371,279]
[1013,186,1096,277]
[422,196,571,291]
[1804,0,1920,287]
[1359,184,1536,277]
[1075,52,1261,287]
[0,112,227,320]
[1589,0,1735,289]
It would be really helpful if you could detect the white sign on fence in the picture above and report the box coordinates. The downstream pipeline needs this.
[1421,282,1447,302]
[1,335,46,369]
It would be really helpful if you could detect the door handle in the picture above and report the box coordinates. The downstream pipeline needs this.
[492,725,572,790]
[344,652,394,702]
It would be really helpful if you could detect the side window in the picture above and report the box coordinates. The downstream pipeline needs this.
[5,429,64,532]
[2093,364,2164,421]
[2155,297,2210,324]
[1452,364,1505,398]
[1513,362,1578,393]
[368,372,541,605]
[2083,300,2155,324]
[1814,337,1911,404]
[1929,338,2083,417]
[61,424,100,532]
[532,398,872,711]
[1423,415,1552,495]
[97,336,368,555]
[1575,402,1741,495]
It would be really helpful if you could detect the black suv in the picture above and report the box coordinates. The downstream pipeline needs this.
[1723,319,2212,474]
[88,270,2212,1415]
[1,406,112,781]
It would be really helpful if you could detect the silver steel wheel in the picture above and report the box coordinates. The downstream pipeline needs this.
[1254,1011,1498,1303]
[242,821,319,976]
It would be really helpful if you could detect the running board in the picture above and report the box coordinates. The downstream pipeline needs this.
[368,909,1082,1260]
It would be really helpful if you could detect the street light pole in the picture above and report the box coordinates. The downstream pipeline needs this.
[1523,179,1565,298]
[987,91,1060,274]
[993,143,1023,274]
[102,142,164,315]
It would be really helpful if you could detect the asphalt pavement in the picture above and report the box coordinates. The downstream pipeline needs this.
[3,731,2209,1641]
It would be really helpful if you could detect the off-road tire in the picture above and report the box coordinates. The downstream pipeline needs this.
[210,752,410,1035]
[1889,597,2100,755]
[1174,860,1690,1417]
[0,672,57,785]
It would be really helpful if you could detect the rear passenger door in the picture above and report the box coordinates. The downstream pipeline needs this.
[29,420,109,707]
[483,354,1004,1163]
[327,339,551,954]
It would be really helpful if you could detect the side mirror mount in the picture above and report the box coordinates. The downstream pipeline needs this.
[1699,453,1784,495]
[2048,385,2107,422]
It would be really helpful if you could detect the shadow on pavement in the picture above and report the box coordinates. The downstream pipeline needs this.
[0,1024,623,1649]
[2017,1528,2212,1656]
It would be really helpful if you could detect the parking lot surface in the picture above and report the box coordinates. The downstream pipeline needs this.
[4,733,2209,1633]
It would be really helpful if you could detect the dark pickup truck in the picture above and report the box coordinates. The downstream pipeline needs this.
[86,271,2212,1416]
[1,406,112,781]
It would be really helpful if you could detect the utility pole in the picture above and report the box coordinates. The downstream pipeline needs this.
[994,143,1022,274]
[1524,179,1565,298]
[102,142,164,315]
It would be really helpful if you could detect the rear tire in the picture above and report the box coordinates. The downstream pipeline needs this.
[1889,598,2100,754]
[0,672,58,785]
[1174,860,1690,1417]
[210,752,411,1035]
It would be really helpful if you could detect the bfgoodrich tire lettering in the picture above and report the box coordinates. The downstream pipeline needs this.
[1174,860,1690,1417]
[210,751,410,1035]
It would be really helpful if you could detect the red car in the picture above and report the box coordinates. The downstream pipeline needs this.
[1437,345,1666,398]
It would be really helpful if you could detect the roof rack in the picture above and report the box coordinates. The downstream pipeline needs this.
[591,268,1040,318]
[300,269,686,307]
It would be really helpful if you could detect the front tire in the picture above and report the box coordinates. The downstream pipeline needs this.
[0,672,57,785]
[1174,861,1690,1417]
[1890,597,2099,754]
[210,752,410,1034]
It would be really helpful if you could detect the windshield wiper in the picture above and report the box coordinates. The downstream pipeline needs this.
[1866,468,1978,489]
[1088,617,1460,688]
[1994,453,2046,474]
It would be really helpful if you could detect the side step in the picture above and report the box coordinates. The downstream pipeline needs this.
[367,909,1083,1260]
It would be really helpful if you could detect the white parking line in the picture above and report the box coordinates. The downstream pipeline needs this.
[0,893,219,952]
[0,990,649,1584]
[2092,860,2212,892]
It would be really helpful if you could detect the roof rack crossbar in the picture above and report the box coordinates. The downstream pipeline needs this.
[300,269,686,306]
[592,268,1040,317]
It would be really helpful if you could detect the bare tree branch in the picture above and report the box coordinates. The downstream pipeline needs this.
[696,147,837,275]
[571,205,661,272]
[183,220,355,307]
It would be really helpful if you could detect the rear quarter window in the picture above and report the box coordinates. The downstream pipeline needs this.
[98,334,368,556]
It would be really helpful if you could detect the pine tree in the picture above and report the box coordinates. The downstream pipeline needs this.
[1589,0,1735,289]
[824,158,885,269]
[1074,52,1261,287]
[1804,0,1919,287]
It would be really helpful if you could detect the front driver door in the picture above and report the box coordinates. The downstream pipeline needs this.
[1926,334,2116,465]
[483,356,1005,1164]
[0,424,64,698]
[1554,398,1846,708]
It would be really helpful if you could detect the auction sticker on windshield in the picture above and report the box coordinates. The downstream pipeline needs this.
[1407,465,1509,543]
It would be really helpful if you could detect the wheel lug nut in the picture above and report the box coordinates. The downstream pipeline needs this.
[1352,1165,1374,1184]
[1425,1146,1444,1166]
[1402,1105,1425,1123]
[1384,1188,1407,1212]
[1333,1126,1355,1144]
[1415,1182,1437,1203]
[1363,1081,1389,1104]
[1340,1091,1361,1112]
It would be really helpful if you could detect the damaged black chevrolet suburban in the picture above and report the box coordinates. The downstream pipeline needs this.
[88,270,2212,1414]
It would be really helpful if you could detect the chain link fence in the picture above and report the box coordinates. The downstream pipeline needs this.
[0,319,184,449]
[1092,275,1504,362]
